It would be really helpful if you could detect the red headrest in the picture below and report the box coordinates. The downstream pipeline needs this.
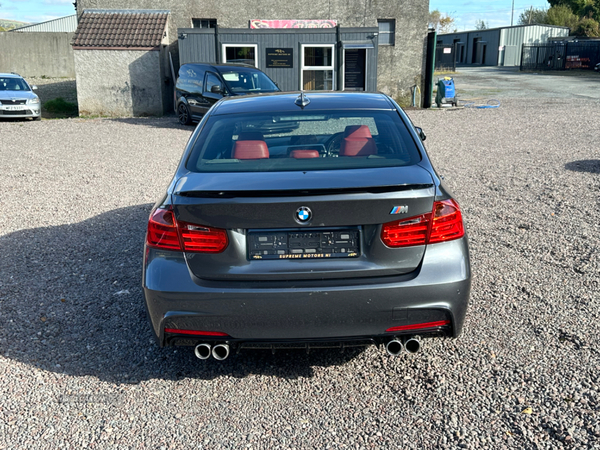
[290,150,320,159]
[344,125,372,139]
[233,140,269,159]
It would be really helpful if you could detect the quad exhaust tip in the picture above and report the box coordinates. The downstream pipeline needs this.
[385,339,404,356]
[212,343,230,360]
[385,336,421,356]
[404,336,421,354]
[194,343,212,360]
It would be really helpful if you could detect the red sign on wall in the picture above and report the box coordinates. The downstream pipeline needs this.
[250,20,337,29]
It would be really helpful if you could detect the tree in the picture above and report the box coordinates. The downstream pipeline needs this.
[474,19,488,30]
[548,0,600,18]
[518,7,549,24]
[547,4,581,28]
[574,15,600,35]
[429,10,456,34]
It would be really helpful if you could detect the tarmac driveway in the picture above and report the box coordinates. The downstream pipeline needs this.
[449,66,600,102]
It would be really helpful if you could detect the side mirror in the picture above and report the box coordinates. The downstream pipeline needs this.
[31,85,38,91]
[415,126,426,141]
[211,85,222,94]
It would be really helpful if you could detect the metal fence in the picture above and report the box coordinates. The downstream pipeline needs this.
[521,41,600,71]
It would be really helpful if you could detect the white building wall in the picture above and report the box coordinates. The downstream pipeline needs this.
[74,49,163,116]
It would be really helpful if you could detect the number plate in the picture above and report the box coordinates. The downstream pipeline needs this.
[4,106,25,111]
[248,228,360,260]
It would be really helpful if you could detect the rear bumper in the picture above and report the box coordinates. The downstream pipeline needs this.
[143,237,471,347]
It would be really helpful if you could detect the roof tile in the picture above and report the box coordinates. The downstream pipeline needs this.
[72,10,168,49]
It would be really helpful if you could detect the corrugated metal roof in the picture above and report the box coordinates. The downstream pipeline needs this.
[72,10,169,49]
[11,14,77,33]
[440,23,569,37]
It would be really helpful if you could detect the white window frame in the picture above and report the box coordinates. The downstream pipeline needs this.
[222,44,258,67]
[300,44,336,91]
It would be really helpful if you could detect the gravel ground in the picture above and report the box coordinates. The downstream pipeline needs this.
[0,97,599,449]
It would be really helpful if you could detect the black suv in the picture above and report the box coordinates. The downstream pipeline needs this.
[175,63,280,125]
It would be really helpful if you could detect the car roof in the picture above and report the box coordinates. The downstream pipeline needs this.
[181,63,257,72]
[211,92,395,115]
[0,73,23,78]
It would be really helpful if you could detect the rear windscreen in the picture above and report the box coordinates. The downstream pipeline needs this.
[186,110,421,173]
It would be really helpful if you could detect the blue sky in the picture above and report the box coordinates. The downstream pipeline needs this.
[2,0,553,28]
[1,0,76,23]
[429,0,551,31]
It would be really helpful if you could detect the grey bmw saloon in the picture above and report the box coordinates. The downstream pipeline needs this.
[143,92,471,360]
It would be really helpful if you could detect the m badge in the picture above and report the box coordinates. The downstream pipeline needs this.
[390,206,408,215]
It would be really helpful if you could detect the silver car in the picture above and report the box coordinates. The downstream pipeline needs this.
[0,73,41,120]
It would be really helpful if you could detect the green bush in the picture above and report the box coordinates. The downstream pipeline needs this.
[43,98,78,116]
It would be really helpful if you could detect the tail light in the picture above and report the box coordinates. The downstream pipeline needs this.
[146,207,228,253]
[429,199,465,244]
[381,199,464,248]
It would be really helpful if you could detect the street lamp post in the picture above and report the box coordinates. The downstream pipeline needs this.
[511,0,515,26]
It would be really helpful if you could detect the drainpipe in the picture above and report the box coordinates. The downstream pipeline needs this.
[215,24,220,63]
[423,29,437,108]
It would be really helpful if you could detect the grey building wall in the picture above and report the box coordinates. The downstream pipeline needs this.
[499,25,569,66]
[76,0,428,99]
[178,27,378,92]
[0,32,75,77]
[438,25,570,67]
[74,49,165,116]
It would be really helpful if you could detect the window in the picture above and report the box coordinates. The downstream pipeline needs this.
[222,45,258,67]
[186,110,421,173]
[301,45,335,90]
[192,18,216,28]
[378,19,395,46]
[204,72,221,93]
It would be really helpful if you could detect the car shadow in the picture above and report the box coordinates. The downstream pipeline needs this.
[565,159,600,174]
[0,204,366,384]
[108,116,195,131]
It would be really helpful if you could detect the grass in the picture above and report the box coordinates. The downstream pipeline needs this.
[43,97,78,118]
[434,69,460,76]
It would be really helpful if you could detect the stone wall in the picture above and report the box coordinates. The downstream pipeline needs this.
[74,49,164,116]
[0,32,75,77]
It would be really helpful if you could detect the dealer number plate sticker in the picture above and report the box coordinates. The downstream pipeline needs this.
[248,228,360,260]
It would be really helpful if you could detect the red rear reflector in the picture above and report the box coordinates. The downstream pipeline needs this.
[164,328,229,337]
[381,199,465,248]
[386,320,450,333]
[146,207,228,253]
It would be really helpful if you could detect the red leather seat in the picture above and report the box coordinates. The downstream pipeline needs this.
[339,125,377,157]
[233,140,269,160]
[290,150,320,159]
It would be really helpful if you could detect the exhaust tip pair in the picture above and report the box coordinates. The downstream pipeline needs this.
[385,336,421,356]
[194,343,230,360]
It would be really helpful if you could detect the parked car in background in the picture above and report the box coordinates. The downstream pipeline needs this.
[0,73,41,121]
[595,62,600,73]
[144,91,472,360]
[175,63,280,125]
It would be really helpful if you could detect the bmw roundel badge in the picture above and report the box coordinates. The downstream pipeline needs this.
[295,206,312,224]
